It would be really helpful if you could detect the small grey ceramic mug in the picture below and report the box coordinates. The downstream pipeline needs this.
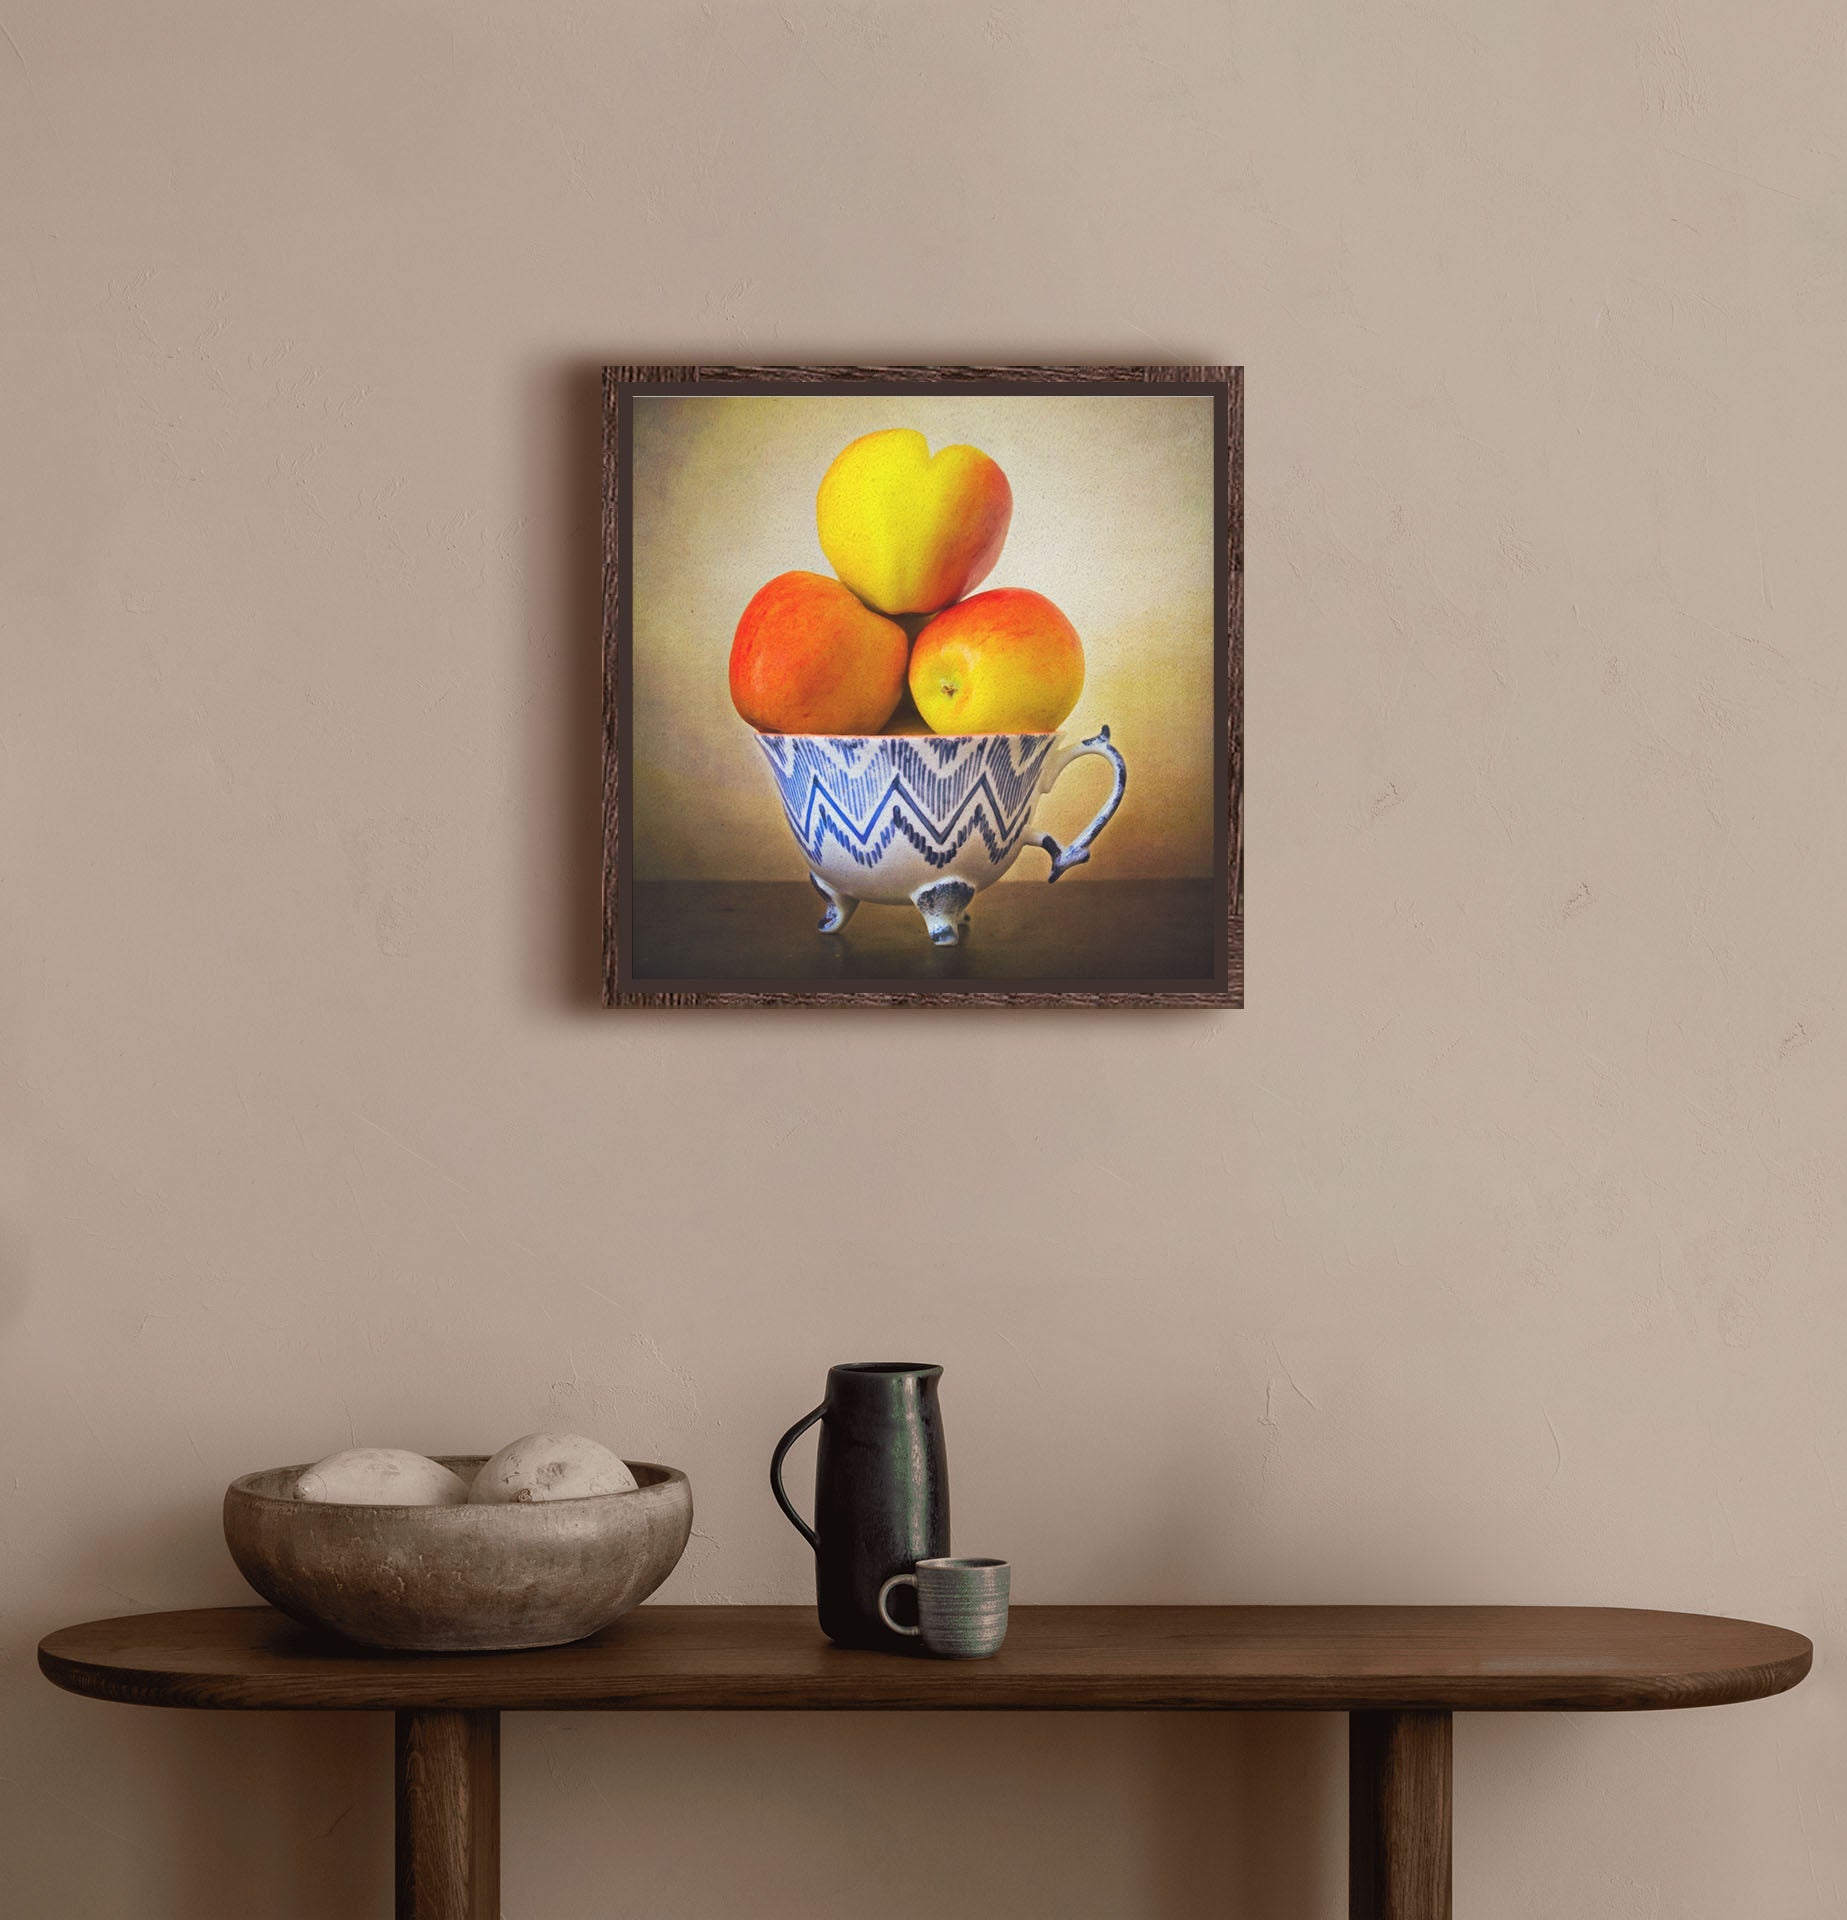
[877,1556,1011,1658]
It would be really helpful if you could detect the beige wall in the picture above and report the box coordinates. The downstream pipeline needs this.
[3,2,1841,1916]
[631,392,1218,880]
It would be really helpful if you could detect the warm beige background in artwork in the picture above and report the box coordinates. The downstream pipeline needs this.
[630,392,1218,881]
[4,2,1843,1917]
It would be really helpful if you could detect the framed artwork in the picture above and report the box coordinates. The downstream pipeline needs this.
[601,364,1243,1007]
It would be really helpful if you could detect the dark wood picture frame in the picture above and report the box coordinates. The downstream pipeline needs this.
[601,364,1243,1008]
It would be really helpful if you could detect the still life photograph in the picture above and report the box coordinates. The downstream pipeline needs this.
[602,365,1243,1007]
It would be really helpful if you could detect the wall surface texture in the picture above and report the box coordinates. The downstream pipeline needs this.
[3,2,1842,1915]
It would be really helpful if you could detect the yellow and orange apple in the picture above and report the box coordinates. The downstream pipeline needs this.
[729,571,909,734]
[816,429,1012,615]
[908,588,1084,734]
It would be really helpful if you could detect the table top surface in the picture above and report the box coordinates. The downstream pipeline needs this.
[627,879,1232,992]
[39,1604,1811,1714]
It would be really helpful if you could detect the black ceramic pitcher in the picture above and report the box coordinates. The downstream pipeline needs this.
[771,1362,950,1650]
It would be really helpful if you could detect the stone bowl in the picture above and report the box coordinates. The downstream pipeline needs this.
[223,1457,692,1652]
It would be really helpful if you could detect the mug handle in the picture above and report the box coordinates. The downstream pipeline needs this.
[877,1572,923,1637]
[769,1404,824,1550]
[1025,725,1128,882]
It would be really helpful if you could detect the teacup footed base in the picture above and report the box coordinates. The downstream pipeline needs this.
[809,874,976,946]
[913,879,977,945]
[809,872,859,935]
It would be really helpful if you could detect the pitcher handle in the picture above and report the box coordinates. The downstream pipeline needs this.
[769,1404,824,1550]
[1026,725,1127,882]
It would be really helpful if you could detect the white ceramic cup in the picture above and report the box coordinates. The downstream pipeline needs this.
[752,727,1128,945]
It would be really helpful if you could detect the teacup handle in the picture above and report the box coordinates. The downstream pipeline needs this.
[1026,725,1127,882]
[877,1572,923,1637]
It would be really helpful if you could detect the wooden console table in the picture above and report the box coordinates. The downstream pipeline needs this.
[39,1603,1809,1920]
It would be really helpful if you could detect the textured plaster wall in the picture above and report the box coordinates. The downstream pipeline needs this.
[2,2,1842,1916]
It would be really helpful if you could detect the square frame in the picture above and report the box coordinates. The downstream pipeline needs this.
[602,364,1243,1007]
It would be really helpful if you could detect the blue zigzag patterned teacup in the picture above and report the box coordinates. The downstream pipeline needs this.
[753,727,1128,945]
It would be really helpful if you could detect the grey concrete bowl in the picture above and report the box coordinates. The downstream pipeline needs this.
[223,1457,693,1652]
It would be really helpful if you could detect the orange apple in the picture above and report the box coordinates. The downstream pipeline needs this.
[816,428,1012,615]
[729,571,910,734]
[908,588,1084,734]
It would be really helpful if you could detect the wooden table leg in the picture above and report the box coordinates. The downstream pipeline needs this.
[1349,1709,1452,1920]
[395,1708,500,1920]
